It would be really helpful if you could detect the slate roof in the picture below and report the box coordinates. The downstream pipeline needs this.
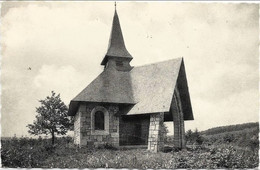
[68,66,135,116]
[72,66,135,104]
[128,58,182,115]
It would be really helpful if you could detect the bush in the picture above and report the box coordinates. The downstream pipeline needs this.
[104,143,118,150]
[223,134,235,143]
[185,129,204,145]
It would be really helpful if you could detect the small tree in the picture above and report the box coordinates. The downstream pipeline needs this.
[193,129,204,145]
[185,129,204,145]
[162,123,169,143]
[27,91,71,145]
[185,129,193,144]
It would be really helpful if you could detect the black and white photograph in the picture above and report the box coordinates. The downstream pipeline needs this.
[1,1,259,168]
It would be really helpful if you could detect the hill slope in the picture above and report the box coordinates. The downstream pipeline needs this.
[166,122,259,149]
[200,122,259,149]
[200,122,258,136]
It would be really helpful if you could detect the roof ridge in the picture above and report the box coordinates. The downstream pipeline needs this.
[132,57,183,69]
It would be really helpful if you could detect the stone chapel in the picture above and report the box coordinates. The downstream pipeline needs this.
[68,7,194,152]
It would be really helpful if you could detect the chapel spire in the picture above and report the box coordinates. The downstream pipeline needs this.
[101,4,133,66]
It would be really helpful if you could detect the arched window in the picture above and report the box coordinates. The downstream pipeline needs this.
[94,111,104,130]
[91,106,109,135]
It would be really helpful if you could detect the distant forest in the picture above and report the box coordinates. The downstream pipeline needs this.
[200,122,259,135]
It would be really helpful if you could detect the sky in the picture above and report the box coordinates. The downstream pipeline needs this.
[1,2,259,137]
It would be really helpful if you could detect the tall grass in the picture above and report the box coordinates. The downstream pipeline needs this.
[1,135,258,168]
[1,136,72,168]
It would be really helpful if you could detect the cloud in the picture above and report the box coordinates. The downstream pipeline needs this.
[33,65,86,104]
[1,64,87,137]
[167,88,259,134]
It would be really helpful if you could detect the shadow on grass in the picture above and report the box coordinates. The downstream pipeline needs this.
[163,146,182,153]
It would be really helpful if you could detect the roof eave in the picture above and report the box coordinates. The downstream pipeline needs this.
[101,54,133,65]
[68,100,136,116]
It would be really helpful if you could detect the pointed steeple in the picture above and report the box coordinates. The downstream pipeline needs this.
[101,5,132,66]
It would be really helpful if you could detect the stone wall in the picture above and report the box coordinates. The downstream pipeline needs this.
[147,112,164,152]
[74,111,81,145]
[108,106,120,146]
[73,103,120,147]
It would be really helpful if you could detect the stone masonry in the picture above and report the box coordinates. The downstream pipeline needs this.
[74,110,81,145]
[73,103,120,148]
[147,112,164,152]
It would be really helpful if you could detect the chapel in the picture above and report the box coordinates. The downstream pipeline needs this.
[68,6,193,152]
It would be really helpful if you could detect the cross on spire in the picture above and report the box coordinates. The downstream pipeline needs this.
[115,1,117,10]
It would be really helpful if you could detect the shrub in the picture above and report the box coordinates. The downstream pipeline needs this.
[185,129,204,145]
[223,133,235,143]
[104,143,118,150]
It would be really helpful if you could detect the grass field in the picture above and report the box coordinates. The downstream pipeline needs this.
[1,122,259,168]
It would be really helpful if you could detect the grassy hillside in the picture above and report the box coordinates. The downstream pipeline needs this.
[200,122,259,150]
[166,122,258,148]
[201,122,258,135]
[1,122,259,168]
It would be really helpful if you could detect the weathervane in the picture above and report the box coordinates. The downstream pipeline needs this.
[115,1,117,10]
